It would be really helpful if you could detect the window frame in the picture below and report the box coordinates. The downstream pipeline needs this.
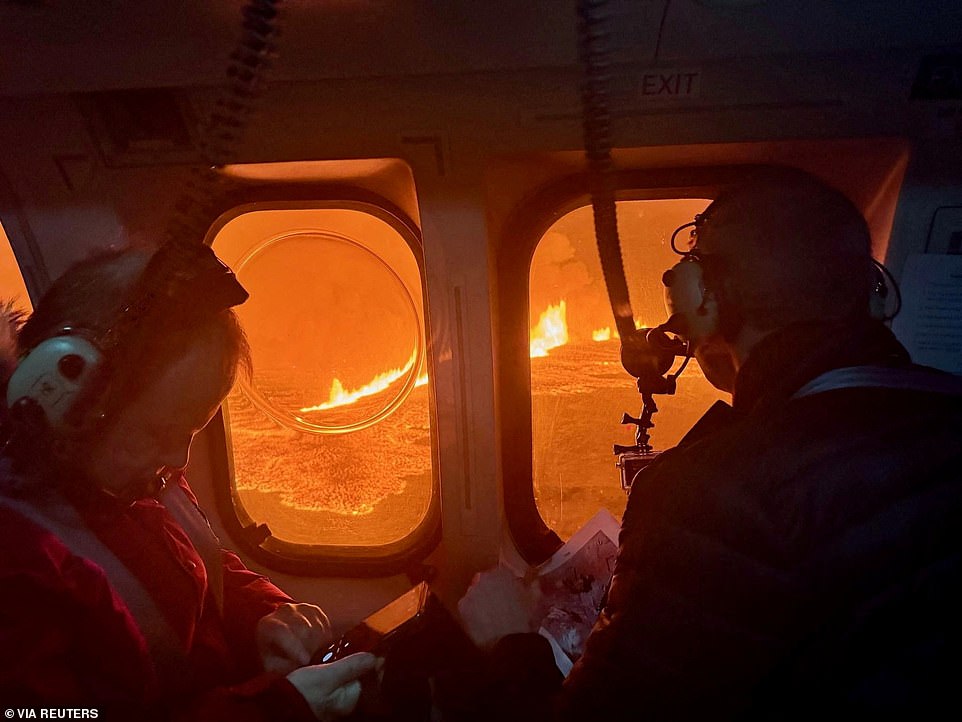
[204,189,441,577]
[0,193,49,307]
[498,166,768,565]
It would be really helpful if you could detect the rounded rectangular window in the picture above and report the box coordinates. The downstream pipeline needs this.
[529,199,726,539]
[212,206,434,548]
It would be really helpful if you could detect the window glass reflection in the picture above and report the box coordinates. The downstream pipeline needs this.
[214,209,432,547]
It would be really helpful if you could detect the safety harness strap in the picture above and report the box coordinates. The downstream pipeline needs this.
[792,364,962,400]
[158,481,225,616]
[0,490,189,697]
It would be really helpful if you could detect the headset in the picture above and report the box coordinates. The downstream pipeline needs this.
[4,242,248,438]
[656,216,718,343]
[5,330,105,431]
[658,214,901,349]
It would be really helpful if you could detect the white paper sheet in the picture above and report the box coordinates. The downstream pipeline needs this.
[892,253,962,374]
[533,509,621,673]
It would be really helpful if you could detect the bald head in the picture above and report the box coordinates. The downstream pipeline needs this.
[695,167,874,335]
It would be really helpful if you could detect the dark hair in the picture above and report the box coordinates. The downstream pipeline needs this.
[17,246,250,422]
[695,167,874,335]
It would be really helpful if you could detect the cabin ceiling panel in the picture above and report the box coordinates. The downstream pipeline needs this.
[1,1,960,96]
[662,0,962,61]
[0,0,241,95]
[269,0,660,80]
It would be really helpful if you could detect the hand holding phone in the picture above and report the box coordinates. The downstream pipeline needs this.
[287,652,378,720]
[312,582,430,664]
[258,602,333,674]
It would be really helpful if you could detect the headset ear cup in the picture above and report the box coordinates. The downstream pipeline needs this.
[5,333,107,434]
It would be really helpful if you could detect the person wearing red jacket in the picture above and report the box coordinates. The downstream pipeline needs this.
[0,244,375,721]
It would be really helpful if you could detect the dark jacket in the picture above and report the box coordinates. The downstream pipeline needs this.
[559,320,962,720]
[449,321,962,721]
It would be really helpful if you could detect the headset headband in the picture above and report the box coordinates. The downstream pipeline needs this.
[98,241,249,354]
[3,241,249,438]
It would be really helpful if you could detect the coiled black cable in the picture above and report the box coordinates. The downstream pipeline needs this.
[579,0,683,391]
[577,0,638,345]
[164,0,282,247]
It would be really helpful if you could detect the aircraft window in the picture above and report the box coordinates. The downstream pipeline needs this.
[529,199,726,539]
[212,208,433,548]
[0,223,32,314]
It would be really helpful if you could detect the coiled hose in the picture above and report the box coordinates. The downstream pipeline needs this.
[164,0,282,247]
[578,0,637,344]
[578,0,677,389]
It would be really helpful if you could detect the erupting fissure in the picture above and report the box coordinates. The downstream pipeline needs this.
[300,350,427,412]
[530,301,569,358]
[300,298,631,413]
[529,302,630,357]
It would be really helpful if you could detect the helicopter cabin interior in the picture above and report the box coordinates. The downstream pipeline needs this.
[1,0,961,641]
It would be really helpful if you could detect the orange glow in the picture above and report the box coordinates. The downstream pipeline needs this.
[215,207,436,548]
[530,301,569,358]
[0,224,31,315]
[529,198,721,541]
[301,351,418,413]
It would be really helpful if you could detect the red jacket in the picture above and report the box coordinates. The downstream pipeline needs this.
[0,476,315,722]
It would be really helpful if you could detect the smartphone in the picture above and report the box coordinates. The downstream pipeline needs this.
[312,581,431,664]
